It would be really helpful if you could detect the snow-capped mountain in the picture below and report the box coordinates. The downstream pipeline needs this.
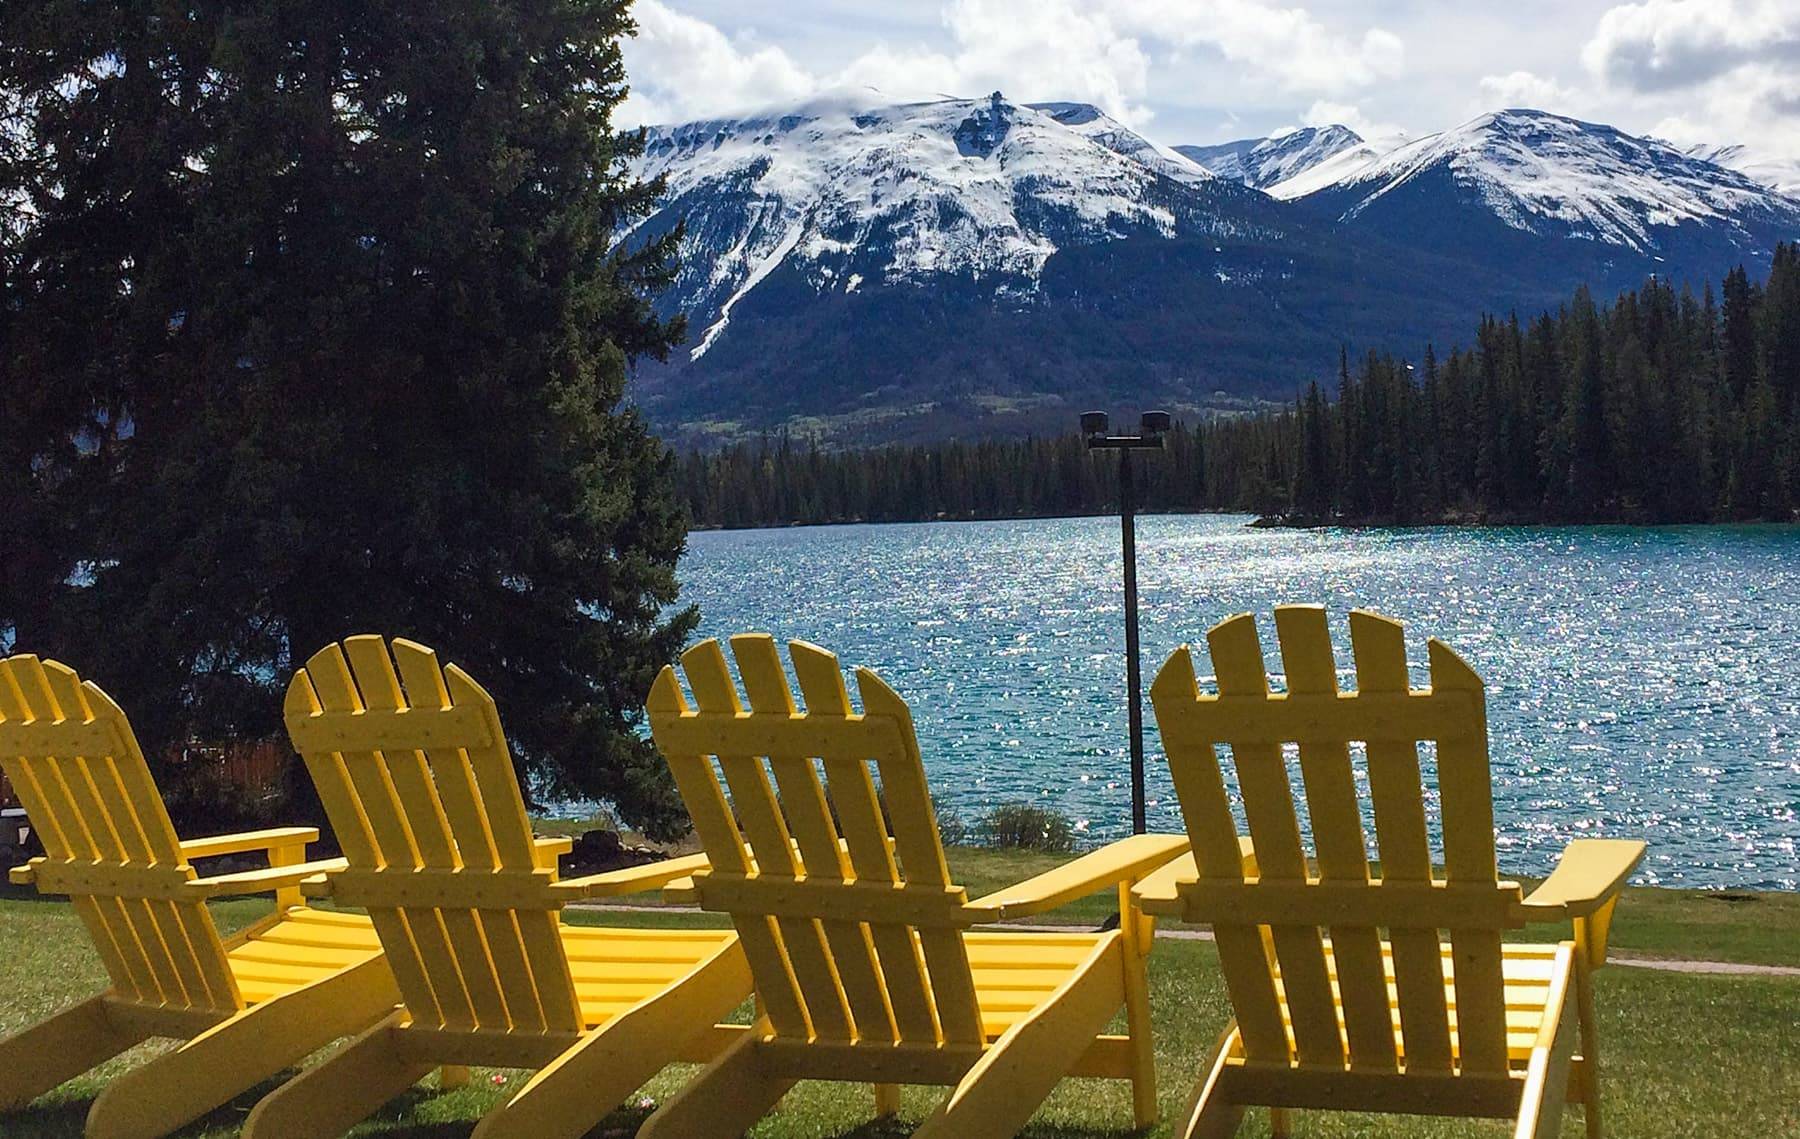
[1292,110,1800,273]
[1176,126,1364,189]
[1682,142,1800,198]
[625,96,1799,444]
[631,91,1263,362]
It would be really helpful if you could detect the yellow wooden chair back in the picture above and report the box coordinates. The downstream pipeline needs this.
[648,634,985,1049]
[285,635,581,1034]
[0,654,241,1013]
[1151,606,1521,1074]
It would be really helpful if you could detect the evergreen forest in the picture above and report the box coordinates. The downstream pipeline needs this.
[679,247,1800,528]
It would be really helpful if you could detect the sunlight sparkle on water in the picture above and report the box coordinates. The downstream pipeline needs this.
[680,516,1800,889]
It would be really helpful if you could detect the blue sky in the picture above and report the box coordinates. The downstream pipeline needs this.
[619,0,1800,153]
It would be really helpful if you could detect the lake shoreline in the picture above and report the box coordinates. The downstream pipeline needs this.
[689,509,1800,534]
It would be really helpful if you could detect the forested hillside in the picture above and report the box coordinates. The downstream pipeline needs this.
[679,245,1800,527]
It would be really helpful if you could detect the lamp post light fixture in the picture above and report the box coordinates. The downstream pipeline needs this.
[1083,410,1171,835]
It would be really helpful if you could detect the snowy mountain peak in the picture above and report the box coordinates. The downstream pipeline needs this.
[953,91,1015,157]
[1030,102,1214,185]
[633,92,1256,361]
[1681,141,1800,197]
[1176,125,1363,189]
[1299,108,1800,253]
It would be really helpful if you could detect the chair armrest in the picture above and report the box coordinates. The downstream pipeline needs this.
[178,827,320,861]
[187,858,349,899]
[549,852,712,901]
[1521,838,1645,970]
[662,875,700,904]
[1129,836,1258,917]
[534,836,575,868]
[9,859,42,887]
[1521,839,1645,919]
[965,833,1191,921]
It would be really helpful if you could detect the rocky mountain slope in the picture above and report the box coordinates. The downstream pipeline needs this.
[624,97,1799,444]
[1290,110,1800,290]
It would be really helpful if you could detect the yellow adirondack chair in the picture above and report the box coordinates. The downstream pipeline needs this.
[0,653,403,1139]
[242,635,751,1139]
[637,634,1191,1139]
[1134,607,1646,1138]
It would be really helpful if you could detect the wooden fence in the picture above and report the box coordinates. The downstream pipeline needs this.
[0,741,290,813]
[167,739,292,804]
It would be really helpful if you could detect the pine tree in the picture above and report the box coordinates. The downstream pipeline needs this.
[1,0,696,835]
[1294,382,1333,521]
[1722,265,1760,398]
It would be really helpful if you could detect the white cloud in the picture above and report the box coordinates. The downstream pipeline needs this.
[1478,70,1577,111]
[1137,2,1404,93]
[620,1,817,125]
[623,0,1406,128]
[1301,100,1406,143]
[1581,1,1800,153]
[846,0,1157,124]
[1647,64,1800,148]
[1581,0,1798,93]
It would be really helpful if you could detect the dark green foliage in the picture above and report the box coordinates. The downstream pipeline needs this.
[980,803,1076,853]
[0,0,696,836]
[677,415,1292,527]
[681,252,1800,528]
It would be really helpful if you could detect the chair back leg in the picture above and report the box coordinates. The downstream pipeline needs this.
[636,1032,795,1139]
[85,956,400,1139]
[240,1013,431,1139]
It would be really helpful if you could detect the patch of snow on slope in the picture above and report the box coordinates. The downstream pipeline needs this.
[1265,134,1405,199]
[691,222,802,360]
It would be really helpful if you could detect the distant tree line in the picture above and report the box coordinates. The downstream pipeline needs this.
[679,247,1800,528]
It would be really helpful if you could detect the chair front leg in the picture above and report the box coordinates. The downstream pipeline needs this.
[1571,955,1605,1139]
[1177,1024,1247,1139]
[0,996,149,1111]
[1119,879,1159,1128]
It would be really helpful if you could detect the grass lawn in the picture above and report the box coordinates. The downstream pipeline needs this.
[559,842,1800,969]
[1,847,1797,1137]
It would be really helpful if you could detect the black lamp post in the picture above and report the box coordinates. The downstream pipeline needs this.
[1082,410,1171,835]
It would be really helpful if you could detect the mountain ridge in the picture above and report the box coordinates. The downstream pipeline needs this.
[624,94,1799,446]
[1175,125,1365,188]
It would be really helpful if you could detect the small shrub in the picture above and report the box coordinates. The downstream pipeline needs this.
[935,807,969,846]
[980,802,1076,853]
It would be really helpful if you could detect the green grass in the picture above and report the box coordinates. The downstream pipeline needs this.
[1555,883,1800,967]
[2,850,1798,1137]
[935,847,1800,968]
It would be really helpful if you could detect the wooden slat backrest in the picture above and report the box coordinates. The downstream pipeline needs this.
[284,636,581,1034]
[648,635,980,1048]
[1150,607,1518,1075]
[0,655,241,1012]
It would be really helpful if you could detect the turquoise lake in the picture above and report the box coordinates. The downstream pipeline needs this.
[678,516,1800,890]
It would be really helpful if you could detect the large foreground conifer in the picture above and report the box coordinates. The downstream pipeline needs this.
[0,0,696,835]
